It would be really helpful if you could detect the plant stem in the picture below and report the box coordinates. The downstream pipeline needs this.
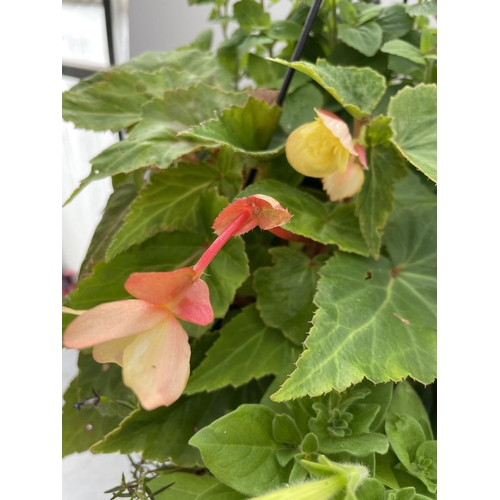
[193,210,253,278]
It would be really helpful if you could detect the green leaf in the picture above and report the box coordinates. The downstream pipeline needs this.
[104,162,242,260]
[247,53,283,88]
[355,144,408,259]
[356,380,394,432]
[338,22,383,57]
[66,85,247,205]
[68,49,233,93]
[381,40,426,65]
[192,28,213,51]
[147,472,219,500]
[268,58,386,118]
[185,304,298,394]
[355,478,386,500]
[272,205,436,402]
[189,405,292,496]
[329,43,388,75]
[339,0,358,26]
[355,4,383,26]
[65,195,249,319]
[393,169,436,210]
[388,381,433,440]
[266,20,302,41]
[385,414,426,470]
[79,182,138,278]
[406,1,437,17]
[376,5,413,42]
[374,449,400,489]
[92,389,242,466]
[273,413,303,446]
[388,85,436,182]
[413,441,437,492]
[349,404,381,435]
[420,29,437,55]
[196,483,248,500]
[239,180,370,256]
[233,0,271,31]
[254,247,328,345]
[179,98,283,158]
[279,83,324,134]
[62,353,134,456]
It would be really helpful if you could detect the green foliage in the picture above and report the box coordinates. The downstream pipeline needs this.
[62,1,438,497]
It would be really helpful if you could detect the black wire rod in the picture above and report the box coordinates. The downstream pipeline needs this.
[276,0,324,107]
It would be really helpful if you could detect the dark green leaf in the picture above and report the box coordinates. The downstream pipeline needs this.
[189,405,292,496]
[279,83,324,134]
[92,389,242,466]
[147,472,219,500]
[376,5,413,42]
[329,43,389,75]
[338,22,383,57]
[62,353,134,456]
[268,58,386,118]
[273,414,303,446]
[355,144,408,259]
[240,180,370,256]
[79,182,138,278]
[272,205,436,402]
[247,54,283,88]
[393,169,437,209]
[104,161,242,260]
[254,247,328,345]
[185,305,298,394]
[388,85,437,182]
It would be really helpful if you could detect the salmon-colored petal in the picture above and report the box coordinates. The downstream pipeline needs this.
[315,108,357,156]
[124,268,197,305]
[322,162,365,202]
[169,278,214,326]
[93,334,140,366]
[212,195,291,236]
[355,143,368,169]
[63,300,170,350]
[122,316,191,410]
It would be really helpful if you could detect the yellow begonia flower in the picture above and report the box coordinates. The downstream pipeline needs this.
[285,109,358,178]
[322,143,368,202]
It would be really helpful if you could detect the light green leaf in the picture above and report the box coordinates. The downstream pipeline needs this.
[239,180,370,256]
[62,353,134,457]
[355,144,408,259]
[179,97,283,158]
[234,0,271,31]
[196,483,247,500]
[381,40,426,65]
[268,58,386,118]
[320,432,389,456]
[413,441,437,493]
[355,478,386,500]
[406,1,437,17]
[279,83,324,134]
[185,304,298,394]
[266,20,302,41]
[105,162,242,260]
[385,414,426,470]
[254,247,328,345]
[376,5,413,42]
[272,205,436,402]
[192,28,213,51]
[68,49,233,92]
[388,85,437,182]
[147,472,219,500]
[92,389,241,466]
[355,4,383,26]
[79,181,138,279]
[189,405,292,496]
[338,22,383,57]
[65,85,247,203]
[388,381,433,440]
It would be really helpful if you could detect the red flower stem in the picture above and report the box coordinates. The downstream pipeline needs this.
[193,209,253,279]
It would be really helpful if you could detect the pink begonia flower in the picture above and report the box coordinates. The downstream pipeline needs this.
[285,109,358,178]
[63,195,291,410]
[322,143,368,202]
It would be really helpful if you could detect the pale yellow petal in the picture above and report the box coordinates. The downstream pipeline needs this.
[122,316,191,410]
[322,162,365,202]
[93,334,140,366]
